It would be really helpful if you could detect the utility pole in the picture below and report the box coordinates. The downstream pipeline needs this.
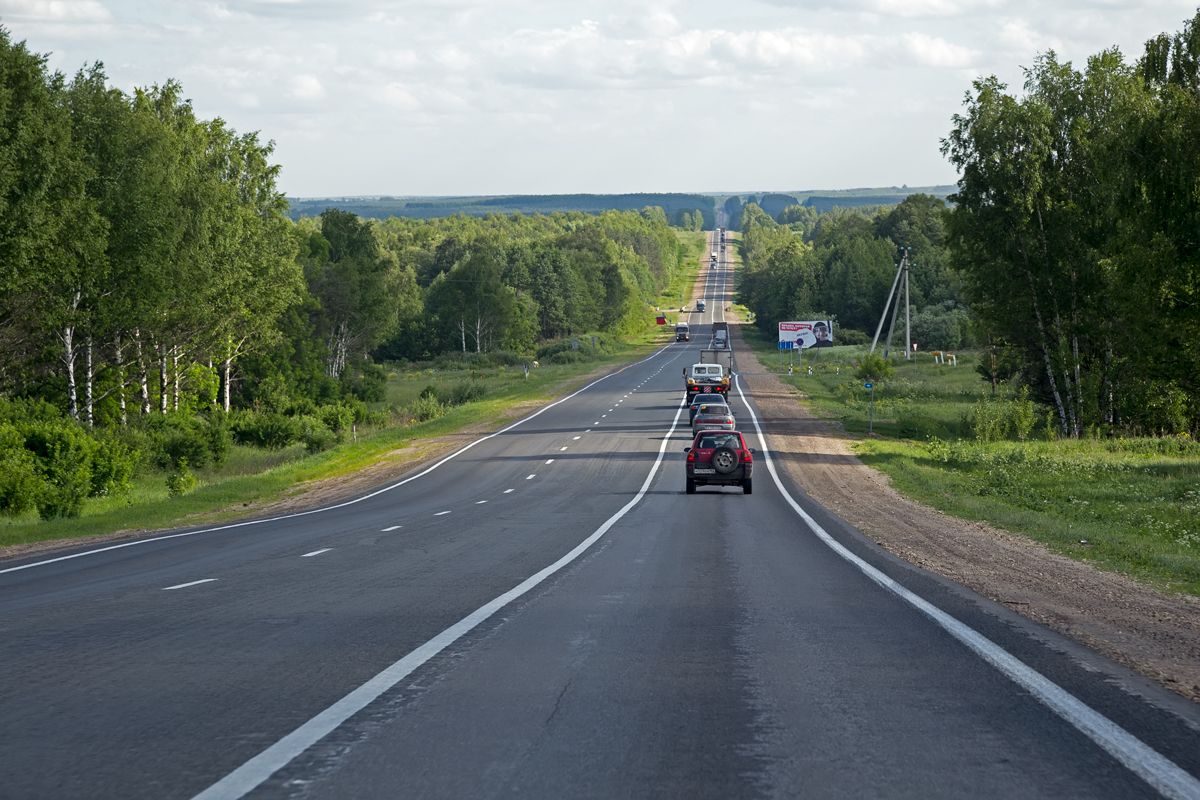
[870,246,913,357]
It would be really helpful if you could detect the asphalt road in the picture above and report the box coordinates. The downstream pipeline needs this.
[2,232,1199,799]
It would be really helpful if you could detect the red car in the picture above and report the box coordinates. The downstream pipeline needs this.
[684,430,753,495]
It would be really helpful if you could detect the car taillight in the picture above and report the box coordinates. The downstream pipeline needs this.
[741,449,752,462]
[687,450,696,462]
[725,417,733,424]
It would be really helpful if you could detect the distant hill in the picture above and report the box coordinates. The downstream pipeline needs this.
[287,185,957,224]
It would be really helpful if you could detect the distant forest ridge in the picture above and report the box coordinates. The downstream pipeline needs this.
[287,186,957,223]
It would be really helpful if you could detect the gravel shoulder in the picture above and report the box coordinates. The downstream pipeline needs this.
[730,321,1200,702]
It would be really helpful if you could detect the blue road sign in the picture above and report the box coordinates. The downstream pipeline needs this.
[864,382,873,389]
[778,341,794,350]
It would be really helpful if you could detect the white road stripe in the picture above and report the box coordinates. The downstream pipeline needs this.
[434,511,451,516]
[560,446,568,451]
[733,375,1200,800]
[503,489,514,494]
[191,391,688,800]
[525,474,536,480]
[381,525,402,532]
[162,579,217,591]
[300,549,331,558]
[572,436,581,441]
[475,500,487,505]
[545,459,555,465]
[2,344,685,577]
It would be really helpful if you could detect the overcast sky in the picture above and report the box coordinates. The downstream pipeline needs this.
[2,0,1197,197]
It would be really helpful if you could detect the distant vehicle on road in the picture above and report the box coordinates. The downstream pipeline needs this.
[675,322,690,342]
[691,403,735,437]
[711,330,728,349]
[696,299,706,312]
[688,394,729,424]
[684,362,729,399]
[685,430,754,494]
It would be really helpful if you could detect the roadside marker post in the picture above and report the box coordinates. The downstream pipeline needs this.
[866,383,876,433]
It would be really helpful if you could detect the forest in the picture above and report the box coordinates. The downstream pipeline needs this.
[738,10,1200,439]
[0,29,689,520]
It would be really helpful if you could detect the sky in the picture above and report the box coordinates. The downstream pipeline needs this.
[1,0,1197,197]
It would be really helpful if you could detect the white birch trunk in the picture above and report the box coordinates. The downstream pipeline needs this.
[172,346,180,412]
[134,329,151,415]
[62,323,78,420]
[115,333,127,426]
[84,336,94,428]
[159,345,169,415]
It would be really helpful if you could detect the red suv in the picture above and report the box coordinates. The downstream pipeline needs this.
[684,430,753,495]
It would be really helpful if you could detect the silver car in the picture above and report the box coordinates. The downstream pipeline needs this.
[691,402,736,436]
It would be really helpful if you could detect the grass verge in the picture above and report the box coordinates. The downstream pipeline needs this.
[0,337,672,551]
[737,323,1200,596]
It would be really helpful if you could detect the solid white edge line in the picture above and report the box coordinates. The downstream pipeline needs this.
[732,374,1200,800]
[2,343,679,577]
[191,391,688,800]
[300,549,331,558]
[162,579,217,591]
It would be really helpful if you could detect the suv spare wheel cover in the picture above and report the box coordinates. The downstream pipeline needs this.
[713,446,738,474]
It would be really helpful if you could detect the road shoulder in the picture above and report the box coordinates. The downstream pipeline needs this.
[731,321,1200,703]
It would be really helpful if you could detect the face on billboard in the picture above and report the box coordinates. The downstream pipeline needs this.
[779,321,833,349]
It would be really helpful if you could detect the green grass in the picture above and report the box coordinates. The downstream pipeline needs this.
[0,337,672,550]
[737,324,1200,596]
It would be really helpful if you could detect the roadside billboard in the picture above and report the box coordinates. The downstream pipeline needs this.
[778,320,833,349]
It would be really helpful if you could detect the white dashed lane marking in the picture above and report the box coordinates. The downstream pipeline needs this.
[560,446,568,451]
[503,489,515,494]
[434,511,452,516]
[381,525,402,532]
[476,500,488,505]
[545,459,555,465]
[573,436,581,440]
[526,474,536,480]
[162,579,217,591]
[301,549,332,558]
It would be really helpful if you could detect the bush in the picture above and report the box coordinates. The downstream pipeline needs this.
[22,421,96,519]
[296,415,337,454]
[316,403,355,437]
[342,363,388,402]
[407,395,445,422]
[166,458,198,497]
[835,328,871,346]
[854,352,894,383]
[445,380,487,405]
[230,410,301,449]
[89,436,138,497]
[0,432,44,517]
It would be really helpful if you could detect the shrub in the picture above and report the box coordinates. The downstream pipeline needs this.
[445,380,487,406]
[316,403,355,437]
[0,431,44,517]
[89,436,138,497]
[230,410,301,449]
[407,395,445,422]
[159,425,213,470]
[836,328,870,346]
[854,352,894,382]
[166,458,198,497]
[342,363,388,402]
[22,421,96,519]
[296,415,336,454]
[203,413,232,466]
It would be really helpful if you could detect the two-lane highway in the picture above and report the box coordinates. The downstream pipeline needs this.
[2,234,1199,799]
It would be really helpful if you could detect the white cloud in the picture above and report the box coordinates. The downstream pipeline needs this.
[288,73,324,100]
[0,0,110,21]
[900,32,978,68]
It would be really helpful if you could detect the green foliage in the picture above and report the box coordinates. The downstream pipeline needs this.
[407,395,446,422]
[854,353,894,383]
[445,380,487,406]
[230,411,302,449]
[166,458,198,498]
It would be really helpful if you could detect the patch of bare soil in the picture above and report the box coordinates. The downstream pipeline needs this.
[731,321,1200,702]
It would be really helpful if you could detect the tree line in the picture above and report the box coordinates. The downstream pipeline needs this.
[0,28,690,518]
[943,9,1200,436]
[735,194,970,352]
